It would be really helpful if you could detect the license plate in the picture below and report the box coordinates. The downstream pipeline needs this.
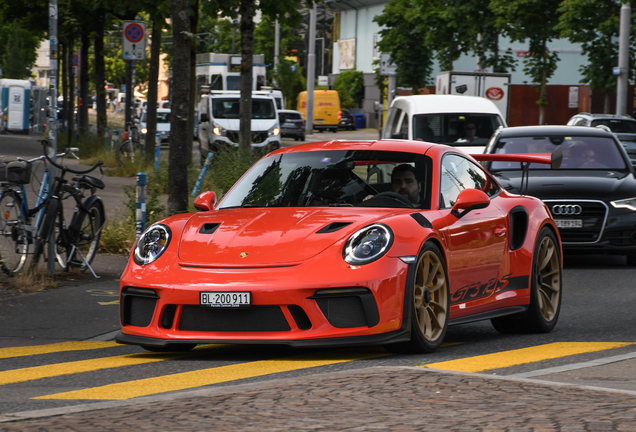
[200,292,251,308]
[555,219,583,228]
[315,119,324,124]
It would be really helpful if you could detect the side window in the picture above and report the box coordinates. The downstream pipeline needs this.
[383,108,404,139]
[398,113,409,139]
[440,154,499,209]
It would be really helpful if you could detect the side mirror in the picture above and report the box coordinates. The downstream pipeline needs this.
[193,190,217,211]
[451,189,490,218]
[200,113,209,123]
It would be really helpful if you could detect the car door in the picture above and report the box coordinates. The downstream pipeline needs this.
[438,154,508,310]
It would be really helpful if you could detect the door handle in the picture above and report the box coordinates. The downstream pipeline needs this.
[494,226,507,237]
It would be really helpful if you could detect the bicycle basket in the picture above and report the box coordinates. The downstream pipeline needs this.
[1,161,32,184]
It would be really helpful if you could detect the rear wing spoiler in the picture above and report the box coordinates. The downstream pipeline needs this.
[473,146,563,170]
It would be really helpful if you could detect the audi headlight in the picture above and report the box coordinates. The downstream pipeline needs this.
[213,123,225,136]
[343,224,393,265]
[611,197,636,211]
[268,125,280,137]
[133,224,172,265]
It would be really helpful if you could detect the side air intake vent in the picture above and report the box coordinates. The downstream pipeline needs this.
[316,222,352,234]
[509,206,529,251]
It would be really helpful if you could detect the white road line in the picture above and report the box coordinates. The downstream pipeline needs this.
[508,351,636,378]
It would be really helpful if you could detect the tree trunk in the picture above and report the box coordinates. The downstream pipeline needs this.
[538,41,548,126]
[78,31,90,140]
[168,0,192,214]
[145,16,163,160]
[125,61,133,126]
[239,0,255,152]
[67,39,75,146]
[94,9,107,144]
[188,0,199,159]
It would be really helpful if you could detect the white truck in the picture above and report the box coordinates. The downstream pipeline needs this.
[197,90,281,160]
[196,53,266,93]
[436,71,511,121]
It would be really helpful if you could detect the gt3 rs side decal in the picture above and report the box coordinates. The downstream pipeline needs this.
[451,273,530,305]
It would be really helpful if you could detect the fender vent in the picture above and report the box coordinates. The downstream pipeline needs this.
[199,223,221,234]
[316,222,352,234]
[510,206,529,251]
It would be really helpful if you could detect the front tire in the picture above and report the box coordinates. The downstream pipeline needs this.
[0,191,29,275]
[491,227,562,333]
[116,140,135,166]
[67,201,104,272]
[384,243,449,353]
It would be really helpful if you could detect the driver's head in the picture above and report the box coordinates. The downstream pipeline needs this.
[391,164,422,205]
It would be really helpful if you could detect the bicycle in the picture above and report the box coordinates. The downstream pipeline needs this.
[116,121,140,166]
[30,141,106,276]
[0,155,51,275]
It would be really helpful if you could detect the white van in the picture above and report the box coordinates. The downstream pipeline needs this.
[197,91,281,158]
[382,94,507,154]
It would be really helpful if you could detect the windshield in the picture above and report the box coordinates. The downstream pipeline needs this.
[141,111,170,123]
[590,119,636,134]
[413,113,504,146]
[212,98,276,119]
[490,135,627,170]
[219,150,431,209]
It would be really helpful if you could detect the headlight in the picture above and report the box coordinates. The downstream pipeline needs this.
[133,224,172,265]
[343,224,393,265]
[141,127,148,134]
[611,198,636,211]
[213,122,225,136]
[268,125,280,136]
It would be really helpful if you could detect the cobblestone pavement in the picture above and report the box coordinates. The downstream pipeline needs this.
[1,367,636,431]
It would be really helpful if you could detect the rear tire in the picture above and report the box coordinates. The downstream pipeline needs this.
[384,243,449,353]
[491,227,562,333]
[0,191,29,275]
[67,201,104,272]
[116,140,136,166]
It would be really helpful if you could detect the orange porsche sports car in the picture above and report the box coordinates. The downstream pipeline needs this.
[116,139,563,353]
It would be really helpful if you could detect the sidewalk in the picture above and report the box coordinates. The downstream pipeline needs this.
[1,366,635,429]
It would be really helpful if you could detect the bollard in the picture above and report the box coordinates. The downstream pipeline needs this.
[112,130,120,151]
[104,127,110,152]
[135,172,147,239]
[191,152,214,197]
[154,133,161,171]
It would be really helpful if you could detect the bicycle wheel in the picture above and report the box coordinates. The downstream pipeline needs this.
[0,190,29,275]
[116,139,135,166]
[67,201,104,272]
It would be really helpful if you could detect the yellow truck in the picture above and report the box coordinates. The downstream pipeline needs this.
[297,90,341,132]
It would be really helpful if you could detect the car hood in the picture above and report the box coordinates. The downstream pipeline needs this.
[215,119,277,131]
[492,169,636,200]
[177,207,395,266]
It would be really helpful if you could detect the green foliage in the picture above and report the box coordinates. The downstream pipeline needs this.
[0,21,39,79]
[273,60,306,109]
[334,70,364,109]
[254,15,303,85]
[374,0,434,92]
[209,148,258,194]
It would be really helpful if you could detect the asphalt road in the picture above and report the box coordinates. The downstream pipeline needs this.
[1,131,636,428]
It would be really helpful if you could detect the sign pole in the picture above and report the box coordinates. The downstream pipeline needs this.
[47,0,59,276]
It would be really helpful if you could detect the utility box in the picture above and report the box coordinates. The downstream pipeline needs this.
[0,79,32,134]
[436,71,510,121]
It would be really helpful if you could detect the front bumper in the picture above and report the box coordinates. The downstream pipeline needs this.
[118,254,411,346]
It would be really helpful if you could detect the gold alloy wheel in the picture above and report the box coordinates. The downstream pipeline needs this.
[535,235,561,322]
[413,251,448,342]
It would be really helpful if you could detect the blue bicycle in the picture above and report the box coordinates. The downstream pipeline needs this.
[0,154,50,275]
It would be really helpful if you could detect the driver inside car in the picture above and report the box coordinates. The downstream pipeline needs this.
[391,164,422,207]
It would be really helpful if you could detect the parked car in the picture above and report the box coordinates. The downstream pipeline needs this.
[117,138,563,354]
[338,109,356,131]
[382,95,507,154]
[139,108,171,146]
[278,109,305,141]
[482,125,636,265]
[567,113,636,165]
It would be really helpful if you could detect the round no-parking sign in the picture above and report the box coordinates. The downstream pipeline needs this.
[122,21,146,60]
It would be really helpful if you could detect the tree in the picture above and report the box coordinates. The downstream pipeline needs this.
[374,0,434,92]
[491,0,562,125]
[1,21,38,79]
[556,0,636,113]
[272,60,305,109]
[334,70,363,109]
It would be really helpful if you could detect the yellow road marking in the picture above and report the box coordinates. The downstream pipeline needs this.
[0,341,119,360]
[36,350,390,400]
[423,342,634,373]
[0,352,193,386]
[98,300,119,305]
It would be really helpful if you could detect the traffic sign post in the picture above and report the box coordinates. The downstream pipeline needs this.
[122,21,146,61]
